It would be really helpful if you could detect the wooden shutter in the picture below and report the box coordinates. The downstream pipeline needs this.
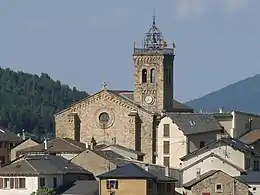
[15,178,18,188]
[163,141,170,154]
[10,178,14,189]
[20,178,25,188]
[0,178,3,189]
[163,124,170,137]
[115,180,118,189]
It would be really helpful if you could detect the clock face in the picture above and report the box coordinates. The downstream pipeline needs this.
[144,95,154,105]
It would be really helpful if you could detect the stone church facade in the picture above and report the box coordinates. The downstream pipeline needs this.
[54,17,193,163]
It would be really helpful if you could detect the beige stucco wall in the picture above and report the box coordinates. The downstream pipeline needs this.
[10,139,38,161]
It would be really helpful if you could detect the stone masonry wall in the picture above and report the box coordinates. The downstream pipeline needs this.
[191,171,249,195]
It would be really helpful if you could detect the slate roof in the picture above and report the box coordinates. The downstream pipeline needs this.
[94,150,127,166]
[180,137,255,161]
[55,180,99,195]
[98,144,145,156]
[97,163,177,182]
[111,90,193,112]
[0,154,92,176]
[239,129,260,144]
[166,113,223,135]
[236,171,260,183]
[0,127,22,142]
[19,137,86,154]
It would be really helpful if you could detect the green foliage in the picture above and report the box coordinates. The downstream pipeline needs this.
[0,67,88,140]
[31,187,55,195]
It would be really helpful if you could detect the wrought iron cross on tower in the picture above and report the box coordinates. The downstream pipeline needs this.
[102,81,107,90]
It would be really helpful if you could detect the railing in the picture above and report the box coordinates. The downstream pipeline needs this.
[133,48,174,55]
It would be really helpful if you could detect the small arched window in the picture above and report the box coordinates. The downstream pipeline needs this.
[142,69,147,83]
[150,69,156,83]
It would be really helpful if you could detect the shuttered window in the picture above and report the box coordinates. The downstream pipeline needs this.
[163,157,170,167]
[163,141,170,154]
[0,178,3,189]
[163,124,170,137]
[18,178,26,189]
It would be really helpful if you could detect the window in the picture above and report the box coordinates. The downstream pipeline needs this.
[202,193,210,195]
[163,141,170,154]
[253,187,256,191]
[147,179,153,190]
[99,112,110,125]
[215,183,223,192]
[142,69,147,83]
[199,141,205,148]
[163,156,170,167]
[18,178,25,189]
[166,183,171,192]
[253,160,259,171]
[39,177,45,188]
[106,179,118,189]
[150,69,156,83]
[163,124,170,137]
[245,157,251,169]
[53,177,57,188]
[3,178,10,189]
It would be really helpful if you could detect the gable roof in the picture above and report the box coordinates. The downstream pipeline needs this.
[11,137,39,150]
[180,138,254,161]
[183,170,248,189]
[181,152,246,173]
[111,90,193,112]
[0,127,22,142]
[97,163,176,182]
[239,129,260,144]
[165,113,223,135]
[0,154,92,176]
[19,137,86,154]
[98,144,145,156]
[55,180,99,195]
[236,171,260,184]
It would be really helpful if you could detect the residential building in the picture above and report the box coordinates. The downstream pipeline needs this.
[236,171,260,195]
[213,110,260,138]
[10,138,39,161]
[0,154,94,195]
[55,180,99,195]
[156,113,224,168]
[54,16,193,164]
[0,127,22,166]
[239,128,260,153]
[183,170,249,195]
[18,137,86,160]
[97,163,177,195]
[180,138,260,185]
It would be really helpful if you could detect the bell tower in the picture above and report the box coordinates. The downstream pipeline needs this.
[133,14,175,113]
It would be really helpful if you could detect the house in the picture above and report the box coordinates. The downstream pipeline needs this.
[10,138,39,161]
[55,180,99,195]
[0,154,94,195]
[239,129,260,153]
[0,127,22,166]
[97,163,177,195]
[236,171,260,195]
[180,137,260,185]
[156,113,224,168]
[183,170,249,195]
[213,110,260,138]
[96,142,146,161]
[18,137,86,160]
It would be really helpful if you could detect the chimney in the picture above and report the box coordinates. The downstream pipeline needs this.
[219,107,224,113]
[90,141,94,150]
[43,138,48,150]
[165,166,169,177]
[196,168,201,180]
[85,142,89,149]
[144,164,149,172]
[22,129,25,140]
[112,137,116,145]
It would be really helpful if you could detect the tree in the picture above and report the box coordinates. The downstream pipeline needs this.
[31,187,55,195]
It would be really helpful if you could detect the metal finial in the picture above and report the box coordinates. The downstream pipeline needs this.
[102,81,107,90]
[153,8,156,25]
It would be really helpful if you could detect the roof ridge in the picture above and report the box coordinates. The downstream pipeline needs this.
[62,138,84,150]
[24,158,39,174]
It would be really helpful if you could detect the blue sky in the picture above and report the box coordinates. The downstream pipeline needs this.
[0,0,259,102]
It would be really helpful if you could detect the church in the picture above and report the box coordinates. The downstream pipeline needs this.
[54,17,193,163]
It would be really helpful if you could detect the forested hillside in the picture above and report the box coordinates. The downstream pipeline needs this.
[0,67,88,140]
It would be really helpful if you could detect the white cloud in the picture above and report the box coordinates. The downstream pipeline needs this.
[174,0,249,20]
